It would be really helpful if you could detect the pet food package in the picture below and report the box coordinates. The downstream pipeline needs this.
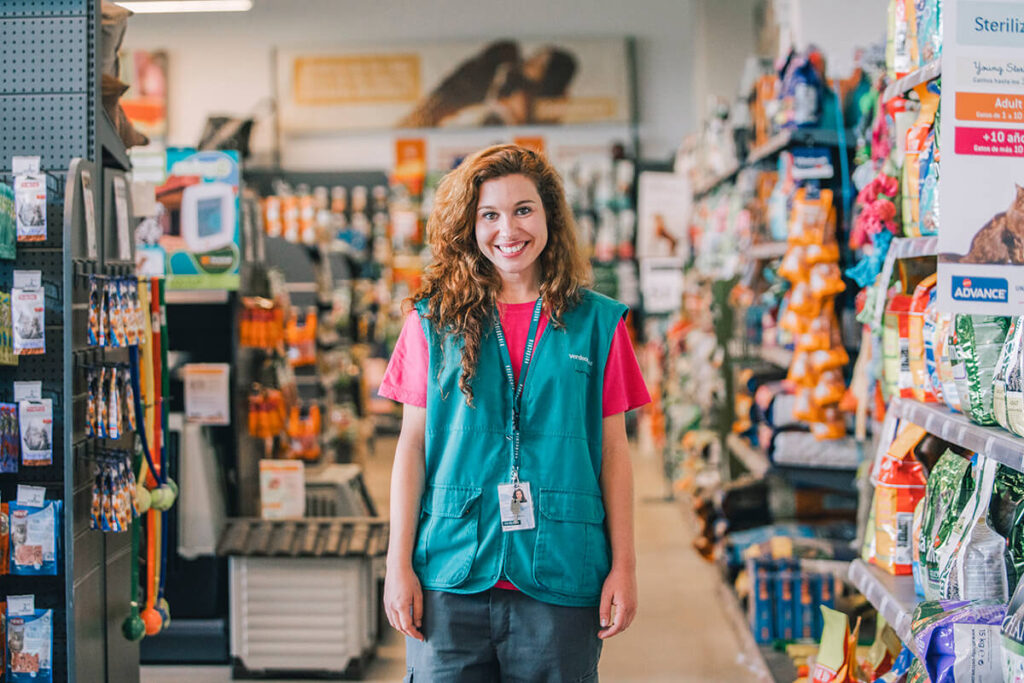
[0,403,19,473]
[937,457,1008,602]
[872,423,928,575]
[935,313,963,413]
[989,466,1024,592]
[1002,572,1024,681]
[6,608,53,683]
[810,606,860,683]
[0,182,16,259]
[11,287,44,356]
[750,560,775,644]
[909,275,939,402]
[902,83,940,237]
[1006,328,1024,437]
[953,315,1012,425]
[912,599,1005,683]
[13,173,46,243]
[993,317,1024,432]
[919,451,974,600]
[789,187,834,246]
[918,123,941,237]
[860,616,903,681]
[916,0,943,63]
[9,501,59,576]
[0,503,8,577]
[18,400,52,467]
[883,293,913,401]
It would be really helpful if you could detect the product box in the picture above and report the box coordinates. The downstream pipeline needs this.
[749,560,775,644]
[773,569,795,641]
[794,572,818,641]
[139,149,241,290]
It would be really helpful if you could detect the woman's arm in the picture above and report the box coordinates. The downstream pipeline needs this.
[384,404,427,641]
[597,411,637,639]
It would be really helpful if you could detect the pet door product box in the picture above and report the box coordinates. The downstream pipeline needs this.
[139,149,241,290]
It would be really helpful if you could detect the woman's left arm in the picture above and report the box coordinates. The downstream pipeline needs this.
[597,411,637,639]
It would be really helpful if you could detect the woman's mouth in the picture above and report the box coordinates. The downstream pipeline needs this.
[496,241,528,256]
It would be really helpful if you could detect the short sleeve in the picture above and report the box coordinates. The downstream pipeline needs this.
[602,318,651,417]
[378,309,429,407]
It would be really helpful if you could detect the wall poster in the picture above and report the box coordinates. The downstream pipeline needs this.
[277,38,631,131]
[938,0,1024,313]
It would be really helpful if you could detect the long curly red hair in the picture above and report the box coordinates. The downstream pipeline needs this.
[411,144,591,405]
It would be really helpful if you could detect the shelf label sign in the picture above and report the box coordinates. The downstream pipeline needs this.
[938,0,1024,313]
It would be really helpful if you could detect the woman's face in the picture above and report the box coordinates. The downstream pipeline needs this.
[475,174,548,289]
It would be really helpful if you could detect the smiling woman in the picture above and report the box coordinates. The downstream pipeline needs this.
[474,174,549,302]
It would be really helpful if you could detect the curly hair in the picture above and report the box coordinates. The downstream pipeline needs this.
[411,144,591,405]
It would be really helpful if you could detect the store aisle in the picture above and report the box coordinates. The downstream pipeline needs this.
[142,432,752,683]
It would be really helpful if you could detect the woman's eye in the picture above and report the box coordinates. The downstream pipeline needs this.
[482,211,498,220]
[515,206,532,216]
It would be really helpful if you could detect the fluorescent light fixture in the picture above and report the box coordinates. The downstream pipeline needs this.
[115,0,252,13]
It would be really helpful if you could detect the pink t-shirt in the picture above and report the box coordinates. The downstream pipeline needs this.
[378,300,650,592]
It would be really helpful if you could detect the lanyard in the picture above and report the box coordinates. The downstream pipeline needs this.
[492,297,543,485]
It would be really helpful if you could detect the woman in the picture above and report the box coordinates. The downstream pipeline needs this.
[379,144,649,681]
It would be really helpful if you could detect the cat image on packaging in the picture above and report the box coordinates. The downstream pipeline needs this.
[941,185,1024,264]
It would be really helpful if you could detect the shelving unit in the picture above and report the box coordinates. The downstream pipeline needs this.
[889,397,1024,473]
[748,242,789,260]
[848,559,920,656]
[882,59,942,102]
[726,433,771,477]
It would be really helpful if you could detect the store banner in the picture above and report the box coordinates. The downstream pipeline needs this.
[277,38,631,131]
[938,0,1024,313]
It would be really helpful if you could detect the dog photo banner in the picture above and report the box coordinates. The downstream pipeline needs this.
[276,38,631,132]
[938,0,1024,313]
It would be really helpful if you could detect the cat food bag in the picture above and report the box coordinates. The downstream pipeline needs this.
[909,275,939,402]
[1006,326,1024,437]
[11,287,44,356]
[811,606,861,683]
[18,399,52,467]
[937,457,1008,602]
[9,501,60,576]
[920,450,974,600]
[924,294,945,404]
[872,423,928,575]
[940,315,965,413]
[954,315,1012,425]
[13,173,46,243]
[989,466,1024,592]
[883,293,913,401]
[912,599,1005,683]
[6,608,52,683]
[993,317,1023,431]
[902,82,940,237]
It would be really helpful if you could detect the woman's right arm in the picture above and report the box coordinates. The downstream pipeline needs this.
[384,404,427,641]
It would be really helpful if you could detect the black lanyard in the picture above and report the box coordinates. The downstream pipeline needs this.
[492,297,543,485]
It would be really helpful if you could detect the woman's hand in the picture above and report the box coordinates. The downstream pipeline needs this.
[598,564,637,640]
[384,563,424,641]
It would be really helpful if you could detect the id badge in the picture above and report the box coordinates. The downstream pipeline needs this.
[497,482,535,532]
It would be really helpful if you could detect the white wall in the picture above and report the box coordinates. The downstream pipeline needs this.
[693,0,759,120]
[790,0,889,76]
[123,0,701,168]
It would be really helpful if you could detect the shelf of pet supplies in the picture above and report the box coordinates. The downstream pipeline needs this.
[99,109,132,172]
[714,573,776,683]
[889,397,1024,473]
[848,559,921,656]
[694,162,742,198]
[770,432,862,471]
[882,59,942,103]
[726,433,772,478]
[748,242,790,260]
[889,235,939,260]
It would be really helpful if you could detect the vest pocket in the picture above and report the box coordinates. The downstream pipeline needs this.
[414,485,482,588]
[533,489,610,596]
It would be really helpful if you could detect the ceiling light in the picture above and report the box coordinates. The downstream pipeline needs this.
[115,0,252,13]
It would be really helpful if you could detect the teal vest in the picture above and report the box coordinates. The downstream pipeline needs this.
[413,290,626,607]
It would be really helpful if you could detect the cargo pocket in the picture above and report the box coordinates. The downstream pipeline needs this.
[534,490,609,596]
[414,485,482,587]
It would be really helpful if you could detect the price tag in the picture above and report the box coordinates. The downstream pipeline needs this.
[16,485,46,508]
[11,157,40,175]
[7,595,34,617]
[13,381,42,401]
[81,169,98,260]
[113,175,131,261]
[12,269,41,289]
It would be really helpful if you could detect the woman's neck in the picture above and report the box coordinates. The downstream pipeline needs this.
[498,277,541,304]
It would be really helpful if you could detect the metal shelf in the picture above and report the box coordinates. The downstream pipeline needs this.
[98,109,130,172]
[726,433,771,477]
[758,346,793,368]
[889,236,938,260]
[694,162,742,198]
[889,397,1024,473]
[883,59,942,102]
[748,242,789,260]
[848,559,920,655]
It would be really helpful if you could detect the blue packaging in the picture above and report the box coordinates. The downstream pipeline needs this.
[751,561,776,644]
[774,570,796,641]
[9,500,60,576]
[6,608,53,682]
[815,573,836,636]
[794,572,818,640]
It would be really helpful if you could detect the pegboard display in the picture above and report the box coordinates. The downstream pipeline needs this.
[0,94,89,173]
[0,18,88,94]
[0,0,88,17]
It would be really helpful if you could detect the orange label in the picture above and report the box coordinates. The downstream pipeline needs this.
[956,92,1024,123]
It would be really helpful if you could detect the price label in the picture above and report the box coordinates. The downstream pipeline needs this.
[12,270,41,289]
[16,485,46,508]
[13,381,42,401]
[7,595,34,617]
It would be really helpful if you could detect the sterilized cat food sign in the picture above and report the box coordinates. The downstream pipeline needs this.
[938,0,1024,313]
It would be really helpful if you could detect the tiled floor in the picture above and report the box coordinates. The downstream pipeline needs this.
[142,433,753,682]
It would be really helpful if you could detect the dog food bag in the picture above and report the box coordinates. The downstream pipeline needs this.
[920,450,974,600]
[6,608,52,683]
[1006,327,1024,437]
[954,315,1011,425]
[912,599,1005,683]
[883,293,913,401]
[873,423,928,575]
[909,275,939,402]
[989,465,1024,592]
[937,457,1008,602]
[861,616,903,680]
[993,317,1024,431]
[18,399,52,467]
[9,501,60,576]
[810,606,860,683]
